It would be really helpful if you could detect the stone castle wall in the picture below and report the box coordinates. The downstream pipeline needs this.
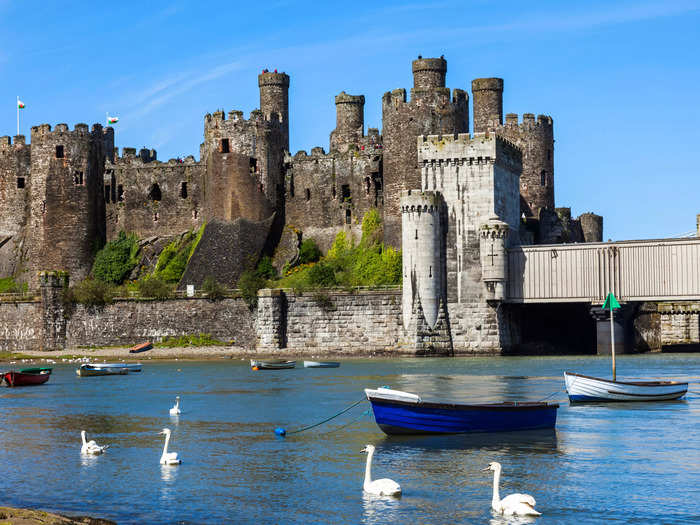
[0,135,31,276]
[105,149,204,241]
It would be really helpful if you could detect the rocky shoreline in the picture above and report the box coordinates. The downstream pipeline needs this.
[0,506,116,525]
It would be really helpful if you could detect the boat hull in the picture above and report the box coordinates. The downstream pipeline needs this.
[77,365,130,377]
[303,361,340,368]
[250,359,296,370]
[129,342,152,354]
[2,369,51,387]
[564,372,688,402]
[365,389,558,435]
[91,363,142,372]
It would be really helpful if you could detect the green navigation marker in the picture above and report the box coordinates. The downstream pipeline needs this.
[603,292,620,310]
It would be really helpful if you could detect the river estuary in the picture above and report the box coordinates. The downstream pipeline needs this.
[1,354,699,524]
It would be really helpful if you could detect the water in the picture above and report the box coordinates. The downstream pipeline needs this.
[1,354,699,524]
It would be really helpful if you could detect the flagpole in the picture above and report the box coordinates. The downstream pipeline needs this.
[17,96,19,136]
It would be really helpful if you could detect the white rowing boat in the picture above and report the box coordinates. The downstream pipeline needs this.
[564,372,688,402]
[303,361,340,368]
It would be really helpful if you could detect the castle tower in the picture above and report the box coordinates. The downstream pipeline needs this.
[329,92,365,153]
[258,70,290,151]
[25,123,107,284]
[401,189,452,355]
[472,78,504,133]
[578,212,603,243]
[382,55,469,248]
[0,135,31,276]
[500,113,554,217]
[479,217,510,301]
[412,56,447,90]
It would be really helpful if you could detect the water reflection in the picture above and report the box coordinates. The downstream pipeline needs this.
[361,492,401,524]
[489,513,537,525]
[160,464,179,483]
[80,453,100,468]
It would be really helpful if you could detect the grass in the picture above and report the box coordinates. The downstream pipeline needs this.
[154,333,229,348]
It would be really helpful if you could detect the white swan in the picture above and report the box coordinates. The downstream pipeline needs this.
[80,430,108,455]
[483,462,540,517]
[361,444,401,496]
[159,428,181,465]
[169,396,181,415]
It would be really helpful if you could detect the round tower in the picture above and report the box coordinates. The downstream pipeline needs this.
[401,190,445,329]
[412,56,447,90]
[579,212,603,243]
[472,78,504,133]
[258,70,290,150]
[330,91,365,152]
[479,216,510,301]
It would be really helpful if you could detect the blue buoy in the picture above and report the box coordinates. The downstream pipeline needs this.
[274,427,287,437]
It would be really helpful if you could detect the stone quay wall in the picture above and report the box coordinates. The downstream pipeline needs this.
[257,288,407,355]
[0,300,43,352]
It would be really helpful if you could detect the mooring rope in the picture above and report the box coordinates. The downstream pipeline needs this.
[537,389,565,402]
[274,397,367,437]
[319,408,371,435]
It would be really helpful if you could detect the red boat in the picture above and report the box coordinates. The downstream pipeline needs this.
[1,367,52,387]
[129,341,153,354]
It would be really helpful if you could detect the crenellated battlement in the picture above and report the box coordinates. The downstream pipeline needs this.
[502,113,553,131]
[401,189,444,213]
[335,92,364,105]
[258,70,290,88]
[29,122,105,144]
[0,135,27,149]
[204,108,283,131]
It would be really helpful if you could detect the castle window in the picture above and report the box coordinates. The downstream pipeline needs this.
[117,185,124,201]
[153,212,159,222]
[365,177,370,195]
[17,177,25,189]
[148,183,161,202]
[540,170,547,186]
[341,184,351,202]
[105,185,111,203]
[305,188,311,201]
[258,183,264,193]
[192,209,198,220]
[55,145,64,158]
[289,180,295,197]
[547,149,552,161]
[249,158,258,173]
[180,182,188,199]
[332,186,336,199]
[415,229,418,240]
[74,171,84,186]
[220,138,230,153]
[345,209,351,224]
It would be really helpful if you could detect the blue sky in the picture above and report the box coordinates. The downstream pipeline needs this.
[1,0,699,241]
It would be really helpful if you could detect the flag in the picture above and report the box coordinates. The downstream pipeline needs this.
[17,99,25,109]
[107,116,119,124]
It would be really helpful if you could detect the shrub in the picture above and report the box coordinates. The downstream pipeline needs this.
[92,231,140,284]
[69,278,116,307]
[237,269,267,309]
[202,276,226,301]
[135,276,172,299]
[299,239,321,264]
[256,255,277,280]
[155,333,227,347]
[0,277,27,294]
[307,261,337,287]
[155,228,203,284]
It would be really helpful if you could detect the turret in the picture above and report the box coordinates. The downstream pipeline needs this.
[472,78,504,133]
[330,91,365,153]
[258,70,290,151]
[578,212,603,243]
[412,56,447,90]
[479,217,510,301]
[401,190,446,329]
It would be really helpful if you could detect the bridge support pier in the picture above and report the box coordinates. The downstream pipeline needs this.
[590,304,635,355]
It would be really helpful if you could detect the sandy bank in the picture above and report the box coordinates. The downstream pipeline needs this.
[0,506,115,525]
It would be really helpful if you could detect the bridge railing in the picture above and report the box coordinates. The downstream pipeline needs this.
[506,237,700,303]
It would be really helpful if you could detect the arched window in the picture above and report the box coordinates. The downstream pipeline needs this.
[305,188,311,201]
[148,183,162,201]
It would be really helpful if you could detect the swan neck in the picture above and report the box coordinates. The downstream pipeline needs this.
[492,468,501,510]
[162,432,170,456]
[364,449,374,487]
[81,431,87,445]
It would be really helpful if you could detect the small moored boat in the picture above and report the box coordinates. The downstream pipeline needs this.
[90,363,142,372]
[1,367,52,387]
[365,387,558,435]
[129,341,153,354]
[303,361,340,368]
[564,372,688,402]
[76,364,130,377]
[250,359,296,370]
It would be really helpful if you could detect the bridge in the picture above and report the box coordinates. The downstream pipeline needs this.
[506,237,700,303]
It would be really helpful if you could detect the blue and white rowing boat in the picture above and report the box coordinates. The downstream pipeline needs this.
[364,387,558,435]
[564,372,687,403]
[90,363,142,372]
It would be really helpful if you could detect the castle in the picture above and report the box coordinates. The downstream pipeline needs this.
[0,56,602,329]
